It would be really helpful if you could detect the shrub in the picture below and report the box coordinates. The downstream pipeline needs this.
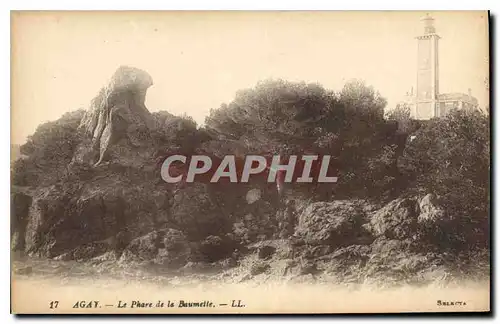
[204,79,396,200]
[12,110,85,187]
[399,109,490,249]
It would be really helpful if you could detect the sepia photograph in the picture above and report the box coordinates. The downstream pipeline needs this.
[10,10,490,314]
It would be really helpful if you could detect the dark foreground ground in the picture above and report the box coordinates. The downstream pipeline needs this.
[11,248,490,314]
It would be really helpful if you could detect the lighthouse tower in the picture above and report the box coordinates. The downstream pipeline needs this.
[414,14,441,119]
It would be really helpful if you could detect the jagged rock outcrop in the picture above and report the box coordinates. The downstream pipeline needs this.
[74,66,155,167]
[10,67,177,260]
[11,189,32,251]
[314,244,371,284]
[417,193,445,224]
[294,201,373,247]
[232,197,278,244]
[23,185,77,257]
[169,183,232,241]
[53,241,113,261]
[11,64,482,288]
[196,235,237,263]
[368,198,419,240]
[15,177,173,259]
[362,237,447,287]
[11,66,228,261]
[119,228,191,268]
[257,245,276,260]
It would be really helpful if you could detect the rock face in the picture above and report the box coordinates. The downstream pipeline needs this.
[294,201,371,247]
[11,190,32,251]
[169,183,231,240]
[362,237,444,286]
[11,67,216,261]
[246,189,262,204]
[15,177,173,260]
[10,64,473,286]
[119,228,191,268]
[257,245,276,260]
[54,241,112,261]
[316,244,371,284]
[369,198,418,240]
[75,66,155,167]
[417,193,445,224]
[24,185,77,257]
[197,235,237,263]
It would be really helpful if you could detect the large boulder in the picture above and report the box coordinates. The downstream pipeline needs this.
[294,201,371,247]
[417,193,445,224]
[120,228,191,268]
[362,237,446,287]
[23,185,76,257]
[368,198,418,240]
[22,187,109,258]
[122,230,161,261]
[317,244,371,284]
[18,177,172,259]
[196,235,237,263]
[170,183,231,240]
[75,66,155,167]
[54,241,112,261]
[11,66,218,263]
[232,198,278,244]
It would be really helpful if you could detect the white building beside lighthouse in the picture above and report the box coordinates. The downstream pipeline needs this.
[407,14,479,120]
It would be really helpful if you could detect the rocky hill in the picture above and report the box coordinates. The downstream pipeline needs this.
[11,66,490,287]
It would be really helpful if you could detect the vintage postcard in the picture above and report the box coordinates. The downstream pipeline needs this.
[10,11,490,314]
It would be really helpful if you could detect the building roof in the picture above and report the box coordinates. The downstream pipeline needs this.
[437,92,478,104]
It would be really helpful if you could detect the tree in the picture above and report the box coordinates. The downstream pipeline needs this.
[204,78,394,200]
[205,79,337,155]
[12,110,85,187]
[339,79,387,120]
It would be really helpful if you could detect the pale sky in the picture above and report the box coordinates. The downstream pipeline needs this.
[11,11,489,144]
